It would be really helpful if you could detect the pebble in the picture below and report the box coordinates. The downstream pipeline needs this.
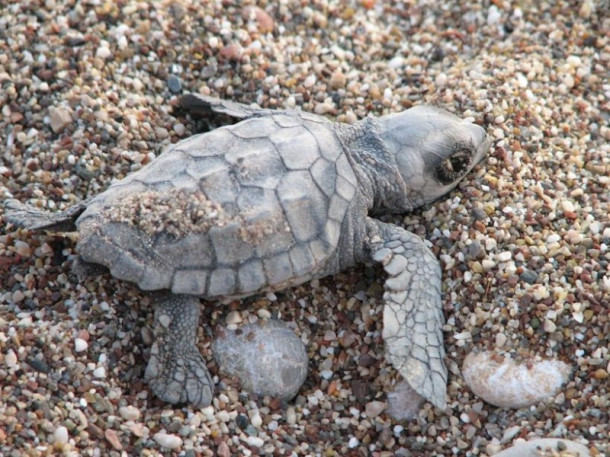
[167,75,182,94]
[48,107,72,133]
[118,405,141,421]
[520,269,538,284]
[365,401,386,418]
[245,436,264,448]
[153,432,183,449]
[5,349,18,369]
[242,6,274,33]
[217,441,231,457]
[53,426,69,444]
[95,45,112,60]
[104,429,122,450]
[93,367,106,379]
[213,320,308,400]
[74,338,88,352]
[462,351,571,408]
[173,123,186,136]
[493,438,592,457]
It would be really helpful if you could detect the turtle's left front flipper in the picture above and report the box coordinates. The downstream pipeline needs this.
[3,199,88,232]
[366,218,448,410]
[180,93,274,121]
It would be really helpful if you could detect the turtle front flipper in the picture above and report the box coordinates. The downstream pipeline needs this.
[144,293,214,407]
[366,218,447,409]
[180,93,273,120]
[3,199,88,232]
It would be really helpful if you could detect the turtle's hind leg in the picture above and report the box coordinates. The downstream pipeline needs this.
[144,293,214,407]
[3,199,87,232]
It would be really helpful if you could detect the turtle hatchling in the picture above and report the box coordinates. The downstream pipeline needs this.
[4,94,491,409]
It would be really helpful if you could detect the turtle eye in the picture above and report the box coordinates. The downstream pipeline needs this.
[436,148,472,184]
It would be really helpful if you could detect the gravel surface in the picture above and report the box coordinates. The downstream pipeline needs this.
[0,1,608,456]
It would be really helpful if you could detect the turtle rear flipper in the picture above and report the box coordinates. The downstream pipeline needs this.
[3,199,87,232]
[180,93,274,121]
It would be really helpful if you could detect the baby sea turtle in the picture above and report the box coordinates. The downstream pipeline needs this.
[4,94,491,409]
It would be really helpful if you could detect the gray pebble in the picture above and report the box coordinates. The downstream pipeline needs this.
[520,268,538,284]
[465,241,483,260]
[167,75,182,94]
[213,320,308,401]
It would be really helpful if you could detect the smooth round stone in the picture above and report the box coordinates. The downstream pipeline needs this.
[213,319,308,401]
[493,438,591,457]
[462,351,571,408]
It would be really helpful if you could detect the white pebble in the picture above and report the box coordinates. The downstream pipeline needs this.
[303,75,316,88]
[388,56,404,69]
[93,367,106,378]
[435,73,448,87]
[531,285,549,300]
[173,123,186,136]
[286,407,296,425]
[482,259,496,270]
[96,46,112,60]
[74,338,88,352]
[348,437,359,448]
[544,319,557,333]
[119,405,141,421]
[561,200,575,212]
[495,333,507,347]
[5,349,18,369]
[54,426,69,444]
[153,432,183,449]
[216,410,230,422]
[245,436,264,447]
[250,412,263,428]
[462,351,571,408]
[496,251,512,262]
[546,233,561,243]
[516,73,528,88]
[487,5,502,25]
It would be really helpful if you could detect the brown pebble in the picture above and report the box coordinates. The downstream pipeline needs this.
[593,368,608,380]
[242,6,274,33]
[104,429,123,451]
[217,441,231,457]
[351,380,371,400]
[219,43,243,61]
[10,111,24,123]
[88,423,104,440]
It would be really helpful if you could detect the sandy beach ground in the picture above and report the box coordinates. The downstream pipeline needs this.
[0,1,608,456]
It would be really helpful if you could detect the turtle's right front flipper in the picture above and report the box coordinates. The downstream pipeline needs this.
[180,93,273,121]
[3,199,87,232]
[365,218,448,410]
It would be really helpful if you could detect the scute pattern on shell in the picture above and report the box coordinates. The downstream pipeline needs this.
[76,112,358,298]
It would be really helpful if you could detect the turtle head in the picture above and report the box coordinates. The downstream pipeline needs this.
[378,105,491,208]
